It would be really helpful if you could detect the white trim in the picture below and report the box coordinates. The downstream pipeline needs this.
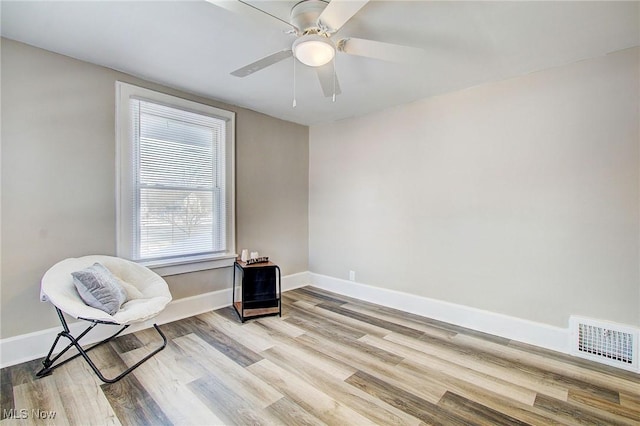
[115,81,236,273]
[148,254,237,277]
[0,288,230,369]
[281,271,311,292]
[310,273,570,354]
[0,271,311,368]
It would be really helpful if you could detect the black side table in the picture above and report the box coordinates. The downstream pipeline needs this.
[232,260,281,322]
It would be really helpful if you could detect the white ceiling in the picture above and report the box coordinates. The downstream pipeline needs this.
[2,1,638,126]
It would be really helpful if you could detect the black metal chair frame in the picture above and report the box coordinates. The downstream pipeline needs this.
[36,307,167,384]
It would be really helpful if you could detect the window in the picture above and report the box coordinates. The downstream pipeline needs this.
[116,82,235,275]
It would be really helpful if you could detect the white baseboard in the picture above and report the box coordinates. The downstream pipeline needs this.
[1,271,570,368]
[309,273,570,354]
[0,288,233,369]
[0,271,311,368]
[281,271,311,292]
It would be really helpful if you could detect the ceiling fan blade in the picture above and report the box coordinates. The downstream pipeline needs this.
[338,37,426,63]
[317,0,369,33]
[316,63,341,98]
[231,49,292,77]
[205,0,296,32]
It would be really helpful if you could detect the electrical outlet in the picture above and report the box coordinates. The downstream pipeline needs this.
[349,270,356,281]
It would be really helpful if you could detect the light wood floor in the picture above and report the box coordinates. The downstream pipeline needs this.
[1,286,639,425]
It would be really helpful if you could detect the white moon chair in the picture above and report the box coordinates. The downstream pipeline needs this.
[36,255,172,383]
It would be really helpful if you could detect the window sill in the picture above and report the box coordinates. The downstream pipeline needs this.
[141,253,237,277]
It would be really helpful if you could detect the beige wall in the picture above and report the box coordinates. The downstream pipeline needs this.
[2,36,638,340]
[1,38,309,338]
[309,48,640,328]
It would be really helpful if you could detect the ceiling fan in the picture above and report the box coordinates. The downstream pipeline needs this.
[208,0,424,101]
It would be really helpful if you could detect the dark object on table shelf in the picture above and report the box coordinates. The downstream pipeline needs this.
[232,260,281,322]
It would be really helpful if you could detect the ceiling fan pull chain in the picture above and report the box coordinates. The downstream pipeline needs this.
[332,55,337,103]
[292,57,297,108]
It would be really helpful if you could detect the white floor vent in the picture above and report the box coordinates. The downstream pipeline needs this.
[569,316,639,373]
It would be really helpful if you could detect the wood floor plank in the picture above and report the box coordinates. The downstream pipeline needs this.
[534,393,626,426]
[12,375,69,425]
[111,334,144,354]
[1,367,15,420]
[100,372,170,425]
[295,331,448,404]
[453,333,637,398]
[289,317,404,366]
[285,303,368,341]
[294,286,351,306]
[281,290,325,306]
[424,369,565,425]
[282,301,402,366]
[94,342,168,426]
[187,372,279,426]
[567,389,640,426]
[150,339,208,384]
[303,287,506,343]
[254,315,306,338]
[35,341,129,389]
[248,359,377,425]
[301,301,392,337]
[292,299,317,310]
[239,320,301,350]
[340,302,459,340]
[119,348,222,425]
[438,391,529,426]
[197,311,275,353]
[54,361,121,426]
[405,353,538,407]
[265,397,327,426]
[173,333,283,408]
[619,391,640,410]
[4,286,638,426]
[183,316,263,368]
[157,319,196,341]
[261,344,422,426]
[7,359,43,386]
[86,342,131,380]
[390,349,564,425]
[509,340,640,382]
[122,328,210,386]
[317,303,425,339]
[345,369,471,426]
[123,327,162,347]
[374,332,567,402]
[208,305,240,323]
[413,333,573,400]
[295,286,366,307]
[261,336,356,381]
[290,315,404,365]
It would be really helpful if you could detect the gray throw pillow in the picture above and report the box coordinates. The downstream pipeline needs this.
[72,263,127,315]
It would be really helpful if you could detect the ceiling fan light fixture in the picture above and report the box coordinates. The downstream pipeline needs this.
[293,34,335,67]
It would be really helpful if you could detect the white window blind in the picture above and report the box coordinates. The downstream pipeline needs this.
[117,82,235,274]
[131,99,226,261]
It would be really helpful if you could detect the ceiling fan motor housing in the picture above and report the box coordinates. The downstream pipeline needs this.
[290,0,329,34]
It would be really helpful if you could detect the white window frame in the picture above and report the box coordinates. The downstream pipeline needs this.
[116,82,236,276]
